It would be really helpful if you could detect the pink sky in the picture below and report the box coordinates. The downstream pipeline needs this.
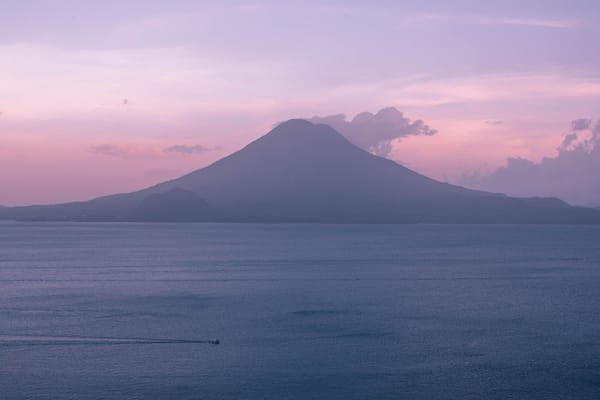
[2,1,600,205]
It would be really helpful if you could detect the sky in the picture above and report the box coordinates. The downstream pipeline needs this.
[1,0,600,206]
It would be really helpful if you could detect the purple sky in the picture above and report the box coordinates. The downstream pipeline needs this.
[2,0,600,205]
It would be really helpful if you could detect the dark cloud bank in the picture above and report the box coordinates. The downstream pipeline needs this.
[308,107,436,157]
[463,119,600,207]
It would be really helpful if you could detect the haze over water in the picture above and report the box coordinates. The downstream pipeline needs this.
[2,222,600,399]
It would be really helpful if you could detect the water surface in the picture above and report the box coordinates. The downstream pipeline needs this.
[1,222,600,399]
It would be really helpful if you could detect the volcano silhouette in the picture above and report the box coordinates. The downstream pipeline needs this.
[2,119,599,223]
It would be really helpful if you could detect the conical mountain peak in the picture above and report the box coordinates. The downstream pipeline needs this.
[2,118,598,223]
[265,119,351,143]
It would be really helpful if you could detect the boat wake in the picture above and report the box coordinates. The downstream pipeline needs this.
[0,334,220,346]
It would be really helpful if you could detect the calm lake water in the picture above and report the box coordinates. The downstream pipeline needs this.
[1,222,600,399]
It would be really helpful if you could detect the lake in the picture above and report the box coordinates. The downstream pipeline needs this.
[1,222,600,399]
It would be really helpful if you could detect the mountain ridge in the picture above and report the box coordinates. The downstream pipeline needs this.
[1,119,599,223]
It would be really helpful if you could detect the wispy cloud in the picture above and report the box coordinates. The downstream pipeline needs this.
[88,144,164,159]
[388,73,600,107]
[411,13,576,29]
[0,43,289,120]
[317,5,577,29]
[89,143,212,159]
[163,144,211,154]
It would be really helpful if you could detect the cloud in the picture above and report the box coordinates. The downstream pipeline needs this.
[88,144,163,159]
[485,120,503,125]
[163,144,209,154]
[89,143,211,158]
[316,6,577,29]
[571,118,592,131]
[308,107,436,157]
[461,118,600,206]
[413,13,576,29]
[386,73,600,108]
[559,133,578,150]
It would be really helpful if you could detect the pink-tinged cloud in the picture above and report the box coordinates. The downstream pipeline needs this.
[88,144,165,159]
[163,144,210,154]
[309,107,436,157]
[461,120,600,206]
[87,143,211,159]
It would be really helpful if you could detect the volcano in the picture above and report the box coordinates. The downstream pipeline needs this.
[2,119,599,223]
